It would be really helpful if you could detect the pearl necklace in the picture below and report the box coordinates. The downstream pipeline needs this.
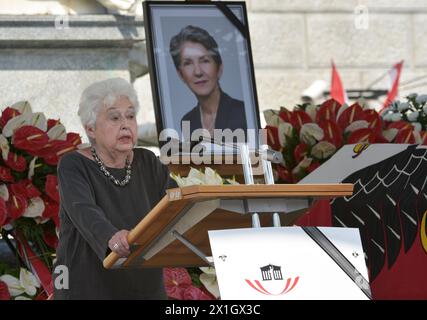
[91,147,132,187]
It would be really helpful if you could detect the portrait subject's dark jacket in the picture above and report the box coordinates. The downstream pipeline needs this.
[181,91,247,136]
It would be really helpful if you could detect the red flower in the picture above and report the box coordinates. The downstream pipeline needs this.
[45,175,59,203]
[47,119,60,131]
[420,131,427,145]
[43,228,58,249]
[319,120,343,148]
[183,286,214,300]
[42,196,59,227]
[0,280,11,300]
[163,267,193,300]
[277,165,293,183]
[290,110,312,131]
[316,99,341,123]
[13,125,49,152]
[266,126,281,151]
[6,193,27,220]
[66,132,82,146]
[395,128,415,144]
[387,121,412,131]
[0,107,21,129]
[337,103,365,130]
[39,140,77,165]
[0,166,14,183]
[0,197,7,226]
[364,111,382,135]
[294,143,308,164]
[347,128,377,144]
[307,161,321,173]
[4,152,27,172]
[279,108,292,123]
[10,180,41,198]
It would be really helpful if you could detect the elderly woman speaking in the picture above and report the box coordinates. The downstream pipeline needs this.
[53,78,175,299]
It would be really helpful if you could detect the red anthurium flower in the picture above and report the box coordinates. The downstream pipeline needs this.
[307,160,321,173]
[266,125,281,151]
[6,193,27,220]
[374,133,389,143]
[364,111,382,134]
[13,125,49,152]
[42,196,59,227]
[0,166,14,183]
[419,131,427,145]
[4,152,27,172]
[0,107,21,129]
[294,143,308,164]
[387,120,412,131]
[10,180,41,198]
[47,119,60,131]
[0,197,7,226]
[395,128,416,144]
[337,103,365,130]
[279,108,292,123]
[277,165,293,183]
[183,286,214,300]
[319,120,343,148]
[45,174,59,203]
[163,267,192,300]
[316,99,341,123]
[290,110,312,131]
[66,132,82,146]
[347,128,377,144]
[38,140,76,165]
[0,280,11,300]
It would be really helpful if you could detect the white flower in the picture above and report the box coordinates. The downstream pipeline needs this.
[412,122,422,132]
[292,157,313,175]
[414,131,422,144]
[263,110,281,127]
[344,120,369,133]
[2,114,28,137]
[23,197,45,218]
[203,167,223,185]
[311,141,336,159]
[19,268,40,296]
[225,178,240,185]
[299,123,324,146]
[169,173,186,188]
[0,134,9,161]
[415,94,427,104]
[199,267,220,299]
[406,111,419,122]
[278,122,293,147]
[382,128,398,142]
[11,101,32,115]
[0,274,25,296]
[382,112,393,122]
[27,112,47,131]
[336,103,349,122]
[391,113,402,122]
[15,296,32,300]
[0,184,9,201]
[305,104,317,122]
[397,102,410,111]
[47,123,67,141]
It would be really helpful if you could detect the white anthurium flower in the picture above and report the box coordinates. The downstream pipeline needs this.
[27,112,47,132]
[0,184,9,201]
[305,104,317,122]
[204,167,223,185]
[11,101,32,115]
[225,178,240,185]
[199,267,220,299]
[414,131,422,144]
[19,268,40,296]
[382,128,399,142]
[28,157,38,180]
[278,122,293,147]
[0,274,25,297]
[336,103,349,122]
[397,102,410,111]
[187,167,205,182]
[15,296,32,300]
[47,123,67,141]
[391,113,402,122]
[77,142,91,150]
[169,173,186,188]
[23,197,45,218]
[311,141,336,159]
[2,114,28,137]
[415,94,427,104]
[412,122,422,132]
[406,111,419,122]
[183,176,204,186]
[292,157,313,175]
[263,110,281,127]
[0,134,9,161]
[344,120,369,133]
[300,123,324,146]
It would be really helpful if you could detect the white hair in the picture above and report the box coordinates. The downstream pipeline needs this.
[78,77,140,129]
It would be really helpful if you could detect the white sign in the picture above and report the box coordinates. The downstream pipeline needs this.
[209,227,370,300]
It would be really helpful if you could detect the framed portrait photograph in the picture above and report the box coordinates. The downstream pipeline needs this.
[143,1,261,155]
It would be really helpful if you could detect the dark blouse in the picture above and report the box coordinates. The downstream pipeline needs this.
[53,148,176,300]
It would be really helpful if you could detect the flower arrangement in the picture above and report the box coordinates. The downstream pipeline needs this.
[264,95,427,183]
[0,101,82,300]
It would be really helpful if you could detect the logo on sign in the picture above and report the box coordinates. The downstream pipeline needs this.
[245,264,300,296]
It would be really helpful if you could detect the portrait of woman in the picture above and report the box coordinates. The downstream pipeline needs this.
[53,78,176,299]
[169,25,248,137]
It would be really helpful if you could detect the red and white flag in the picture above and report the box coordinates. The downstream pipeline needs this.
[381,60,404,112]
[330,61,348,105]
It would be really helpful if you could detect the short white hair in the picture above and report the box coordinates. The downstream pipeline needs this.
[78,77,140,128]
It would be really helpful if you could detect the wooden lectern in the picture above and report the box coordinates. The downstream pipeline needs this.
[103,184,353,270]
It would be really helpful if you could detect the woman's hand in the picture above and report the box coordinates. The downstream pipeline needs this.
[108,230,130,257]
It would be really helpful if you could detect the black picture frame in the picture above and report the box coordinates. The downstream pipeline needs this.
[143,0,261,153]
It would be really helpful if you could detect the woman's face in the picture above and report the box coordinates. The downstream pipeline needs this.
[87,96,137,154]
[178,41,223,98]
